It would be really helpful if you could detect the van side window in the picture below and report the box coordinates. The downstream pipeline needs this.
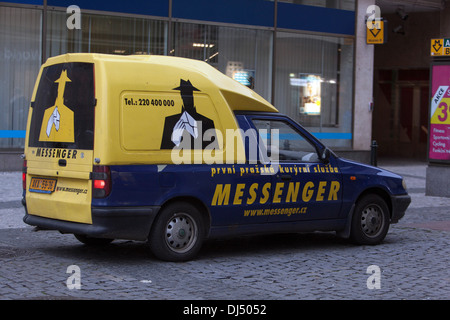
[252,119,320,162]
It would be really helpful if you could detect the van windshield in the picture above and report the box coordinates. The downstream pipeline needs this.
[28,62,95,150]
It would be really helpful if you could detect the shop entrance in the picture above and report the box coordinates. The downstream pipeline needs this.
[373,69,429,160]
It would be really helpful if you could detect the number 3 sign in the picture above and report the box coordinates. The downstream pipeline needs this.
[429,64,450,162]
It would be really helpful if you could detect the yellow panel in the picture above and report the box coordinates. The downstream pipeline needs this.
[26,175,93,224]
[431,97,450,125]
[120,91,181,151]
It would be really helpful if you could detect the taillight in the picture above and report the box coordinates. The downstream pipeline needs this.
[93,179,106,189]
[92,165,111,198]
[22,160,27,191]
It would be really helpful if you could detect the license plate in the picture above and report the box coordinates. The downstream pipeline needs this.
[29,177,57,194]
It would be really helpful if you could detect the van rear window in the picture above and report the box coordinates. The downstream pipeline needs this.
[28,62,95,150]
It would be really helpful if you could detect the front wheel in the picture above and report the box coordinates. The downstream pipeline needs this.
[350,194,390,245]
[148,202,205,261]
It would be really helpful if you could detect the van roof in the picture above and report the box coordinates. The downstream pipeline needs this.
[44,53,278,114]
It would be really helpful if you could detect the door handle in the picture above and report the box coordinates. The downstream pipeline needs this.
[279,174,291,181]
[58,159,67,167]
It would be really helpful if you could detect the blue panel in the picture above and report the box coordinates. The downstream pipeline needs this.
[312,132,352,140]
[0,130,26,138]
[0,0,43,5]
[0,131,350,140]
[172,0,274,28]
[258,132,352,140]
[46,0,169,17]
[5,0,354,35]
[277,2,355,35]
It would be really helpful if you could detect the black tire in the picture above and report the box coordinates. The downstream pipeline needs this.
[148,202,205,262]
[74,234,114,245]
[350,194,390,245]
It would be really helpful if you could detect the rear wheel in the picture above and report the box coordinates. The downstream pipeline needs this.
[350,194,390,245]
[148,202,205,261]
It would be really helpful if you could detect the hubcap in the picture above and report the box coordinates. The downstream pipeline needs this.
[360,204,384,238]
[165,213,198,253]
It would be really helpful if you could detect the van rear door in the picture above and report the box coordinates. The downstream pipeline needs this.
[25,62,95,224]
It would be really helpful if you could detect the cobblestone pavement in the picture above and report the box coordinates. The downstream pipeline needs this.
[0,160,449,300]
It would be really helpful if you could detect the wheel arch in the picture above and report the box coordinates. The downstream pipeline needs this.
[157,196,212,237]
[355,187,393,218]
[338,187,393,239]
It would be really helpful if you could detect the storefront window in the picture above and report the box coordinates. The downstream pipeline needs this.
[0,3,355,151]
[0,6,41,149]
[171,23,219,63]
[274,32,354,148]
[172,22,273,101]
[217,26,273,102]
[47,11,166,57]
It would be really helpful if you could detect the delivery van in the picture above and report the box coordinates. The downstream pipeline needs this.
[22,53,411,261]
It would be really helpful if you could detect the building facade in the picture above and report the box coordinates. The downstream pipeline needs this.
[0,0,369,170]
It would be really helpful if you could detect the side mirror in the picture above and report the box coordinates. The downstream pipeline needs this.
[320,147,331,163]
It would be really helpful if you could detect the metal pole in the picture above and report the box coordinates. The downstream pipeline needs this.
[41,0,47,64]
[167,0,173,55]
[371,140,378,166]
[271,0,277,105]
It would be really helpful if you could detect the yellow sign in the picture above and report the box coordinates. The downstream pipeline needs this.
[366,20,384,44]
[430,38,450,56]
[431,39,443,55]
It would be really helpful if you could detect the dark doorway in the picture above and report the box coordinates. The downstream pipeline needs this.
[373,69,429,160]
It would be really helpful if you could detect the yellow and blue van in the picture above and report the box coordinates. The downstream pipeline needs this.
[22,53,410,261]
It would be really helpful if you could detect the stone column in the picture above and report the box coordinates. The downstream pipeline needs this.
[353,0,375,151]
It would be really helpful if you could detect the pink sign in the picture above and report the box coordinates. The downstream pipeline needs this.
[429,65,450,162]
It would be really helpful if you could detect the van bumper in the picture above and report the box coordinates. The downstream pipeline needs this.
[390,194,411,223]
[23,206,160,241]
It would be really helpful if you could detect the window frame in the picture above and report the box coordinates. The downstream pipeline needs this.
[243,112,327,164]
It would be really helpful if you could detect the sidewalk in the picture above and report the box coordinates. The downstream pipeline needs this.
[377,159,450,231]
[0,171,23,229]
[0,159,449,230]
[378,159,449,209]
